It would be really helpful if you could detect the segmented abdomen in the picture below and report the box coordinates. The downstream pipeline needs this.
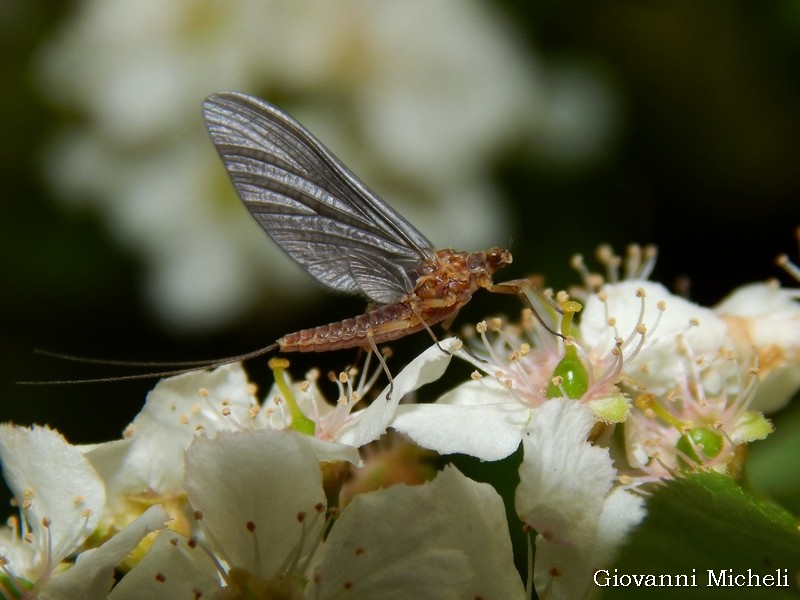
[277,299,457,352]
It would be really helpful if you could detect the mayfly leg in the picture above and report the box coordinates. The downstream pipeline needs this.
[487,278,566,339]
[407,301,456,357]
[366,335,395,401]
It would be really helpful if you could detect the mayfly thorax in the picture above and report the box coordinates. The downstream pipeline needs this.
[203,92,515,358]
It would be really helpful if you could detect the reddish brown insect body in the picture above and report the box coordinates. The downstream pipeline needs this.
[278,247,512,352]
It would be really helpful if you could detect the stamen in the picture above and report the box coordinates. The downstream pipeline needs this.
[297,506,328,577]
[596,244,621,282]
[245,520,260,574]
[617,288,657,365]
[624,244,642,279]
[776,254,800,281]
[640,245,658,280]
[189,534,232,586]
[570,253,595,290]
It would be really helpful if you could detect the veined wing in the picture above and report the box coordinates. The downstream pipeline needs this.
[203,92,436,305]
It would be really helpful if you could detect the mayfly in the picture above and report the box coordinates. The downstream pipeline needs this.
[23,93,526,385]
[203,92,515,360]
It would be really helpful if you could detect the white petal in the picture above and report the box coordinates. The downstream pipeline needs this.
[431,467,526,599]
[310,466,524,599]
[109,363,261,496]
[0,425,105,565]
[581,281,733,395]
[81,438,134,516]
[715,282,799,319]
[532,488,646,600]
[392,379,531,461]
[748,364,800,413]
[0,526,36,577]
[516,399,615,547]
[46,505,169,600]
[716,282,800,411]
[336,338,457,447]
[108,530,220,600]
[303,436,361,465]
[183,429,326,579]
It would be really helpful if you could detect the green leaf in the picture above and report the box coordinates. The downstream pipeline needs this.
[747,399,800,515]
[598,472,800,599]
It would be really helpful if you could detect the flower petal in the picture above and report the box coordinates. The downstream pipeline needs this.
[108,529,220,600]
[310,466,524,599]
[516,399,615,547]
[0,425,105,565]
[581,281,732,395]
[392,379,531,461]
[183,429,326,579]
[716,282,800,412]
[47,505,169,600]
[336,338,457,447]
[533,487,645,600]
[102,363,262,497]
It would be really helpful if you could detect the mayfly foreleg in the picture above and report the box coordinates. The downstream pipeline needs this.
[487,279,566,340]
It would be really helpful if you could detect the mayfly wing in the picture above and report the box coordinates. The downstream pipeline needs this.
[203,92,436,305]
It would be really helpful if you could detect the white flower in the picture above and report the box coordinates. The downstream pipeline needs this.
[580,280,736,397]
[624,352,772,481]
[110,429,525,598]
[532,488,645,600]
[514,401,645,600]
[265,338,457,449]
[83,363,269,510]
[392,303,629,462]
[716,281,800,412]
[0,425,168,599]
[516,400,616,547]
[84,342,453,533]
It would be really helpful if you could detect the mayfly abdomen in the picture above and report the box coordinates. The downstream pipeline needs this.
[278,302,429,352]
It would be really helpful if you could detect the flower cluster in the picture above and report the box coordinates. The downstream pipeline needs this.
[2,244,798,598]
